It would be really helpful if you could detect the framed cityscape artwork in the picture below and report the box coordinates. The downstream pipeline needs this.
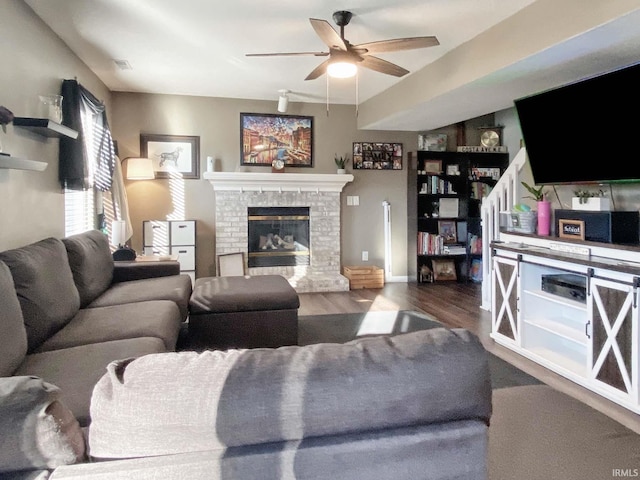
[240,113,313,167]
[353,142,402,170]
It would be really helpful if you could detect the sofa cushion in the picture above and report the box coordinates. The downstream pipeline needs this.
[0,376,85,473]
[62,230,114,308]
[15,337,168,427]
[88,328,492,459]
[88,274,192,320]
[36,300,182,352]
[0,237,80,352]
[0,261,28,377]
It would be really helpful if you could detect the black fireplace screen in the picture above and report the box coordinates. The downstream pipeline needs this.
[247,207,310,267]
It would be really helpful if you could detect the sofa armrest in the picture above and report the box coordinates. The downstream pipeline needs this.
[112,261,180,283]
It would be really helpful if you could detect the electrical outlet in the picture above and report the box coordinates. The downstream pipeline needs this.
[362,251,368,261]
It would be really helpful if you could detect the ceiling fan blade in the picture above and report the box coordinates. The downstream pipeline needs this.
[356,36,440,54]
[309,18,348,51]
[305,58,330,81]
[246,52,329,57]
[360,56,409,77]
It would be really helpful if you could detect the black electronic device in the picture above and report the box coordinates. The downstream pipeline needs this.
[541,274,587,303]
[514,61,640,185]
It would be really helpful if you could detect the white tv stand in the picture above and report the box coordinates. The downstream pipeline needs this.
[491,232,640,413]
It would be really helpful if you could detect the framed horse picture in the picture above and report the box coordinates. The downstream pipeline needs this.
[140,134,200,179]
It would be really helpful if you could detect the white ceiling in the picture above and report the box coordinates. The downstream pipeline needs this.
[25,0,640,131]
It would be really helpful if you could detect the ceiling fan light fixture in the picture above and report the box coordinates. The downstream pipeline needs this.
[327,61,357,78]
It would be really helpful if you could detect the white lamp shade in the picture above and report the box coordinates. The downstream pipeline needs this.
[126,157,155,180]
[277,94,289,113]
[327,61,357,78]
[111,220,127,246]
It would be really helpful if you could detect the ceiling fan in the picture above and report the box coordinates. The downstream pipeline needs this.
[246,11,440,81]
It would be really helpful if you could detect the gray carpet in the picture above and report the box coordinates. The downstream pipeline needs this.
[299,310,541,390]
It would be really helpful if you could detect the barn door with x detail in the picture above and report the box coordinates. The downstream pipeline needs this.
[588,276,638,405]
[492,255,520,346]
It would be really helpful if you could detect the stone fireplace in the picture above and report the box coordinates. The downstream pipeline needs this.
[204,172,353,293]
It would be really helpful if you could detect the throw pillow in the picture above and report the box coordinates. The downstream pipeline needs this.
[62,229,114,307]
[0,376,86,473]
[0,261,27,376]
[0,237,81,352]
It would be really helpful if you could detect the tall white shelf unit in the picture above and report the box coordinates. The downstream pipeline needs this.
[143,220,196,284]
[491,236,639,414]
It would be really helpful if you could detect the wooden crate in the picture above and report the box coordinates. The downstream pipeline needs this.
[343,266,384,289]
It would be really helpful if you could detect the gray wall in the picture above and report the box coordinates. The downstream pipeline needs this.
[111,93,417,279]
[0,0,111,251]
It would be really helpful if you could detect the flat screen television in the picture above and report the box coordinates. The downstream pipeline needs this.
[514,62,640,185]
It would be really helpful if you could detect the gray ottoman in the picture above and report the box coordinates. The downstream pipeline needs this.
[188,275,300,350]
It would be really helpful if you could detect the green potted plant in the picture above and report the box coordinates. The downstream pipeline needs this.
[572,188,609,211]
[521,181,547,202]
[334,154,349,174]
[521,181,551,236]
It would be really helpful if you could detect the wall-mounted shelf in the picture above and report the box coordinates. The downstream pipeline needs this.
[0,154,48,171]
[12,117,78,139]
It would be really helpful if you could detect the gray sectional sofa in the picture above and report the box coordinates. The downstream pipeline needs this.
[0,230,493,479]
[0,229,192,428]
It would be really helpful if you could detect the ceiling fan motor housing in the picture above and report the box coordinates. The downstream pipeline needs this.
[332,11,352,27]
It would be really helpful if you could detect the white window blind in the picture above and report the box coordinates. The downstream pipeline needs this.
[64,187,95,236]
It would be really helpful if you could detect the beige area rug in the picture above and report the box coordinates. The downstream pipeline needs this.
[490,385,640,480]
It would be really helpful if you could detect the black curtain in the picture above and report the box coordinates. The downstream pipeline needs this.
[59,79,115,191]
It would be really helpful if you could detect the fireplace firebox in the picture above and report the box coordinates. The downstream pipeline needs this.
[247,207,310,267]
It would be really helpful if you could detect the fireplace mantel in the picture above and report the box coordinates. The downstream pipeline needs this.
[204,172,354,192]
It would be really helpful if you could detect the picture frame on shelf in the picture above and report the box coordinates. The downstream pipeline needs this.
[446,164,460,176]
[419,133,447,152]
[470,259,483,282]
[140,134,200,179]
[424,159,442,174]
[438,220,457,243]
[240,113,313,167]
[558,219,586,240]
[432,259,457,281]
[352,142,402,170]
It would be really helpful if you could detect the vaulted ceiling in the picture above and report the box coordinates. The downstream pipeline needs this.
[25,0,640,131]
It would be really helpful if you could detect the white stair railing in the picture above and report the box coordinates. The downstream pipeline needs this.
[480,147,528,310]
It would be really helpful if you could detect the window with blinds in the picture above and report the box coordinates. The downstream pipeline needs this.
[64,187,96,236]
[63,86,111,237]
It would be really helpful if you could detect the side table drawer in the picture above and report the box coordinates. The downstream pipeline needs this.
[170,220,196,245]
[171,246,195,271]
[143,221,170,247]
[143,246,170,257]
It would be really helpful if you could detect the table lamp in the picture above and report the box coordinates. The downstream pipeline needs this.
[111,219,136,261]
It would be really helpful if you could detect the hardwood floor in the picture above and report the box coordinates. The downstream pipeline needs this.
[298,281,640,434]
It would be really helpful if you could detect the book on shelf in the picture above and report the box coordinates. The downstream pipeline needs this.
[443,244,466,255]
[417,232,444,255]
[468,234,482,254]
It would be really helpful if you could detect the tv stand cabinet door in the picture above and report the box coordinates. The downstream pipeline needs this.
[589,276,638,406]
